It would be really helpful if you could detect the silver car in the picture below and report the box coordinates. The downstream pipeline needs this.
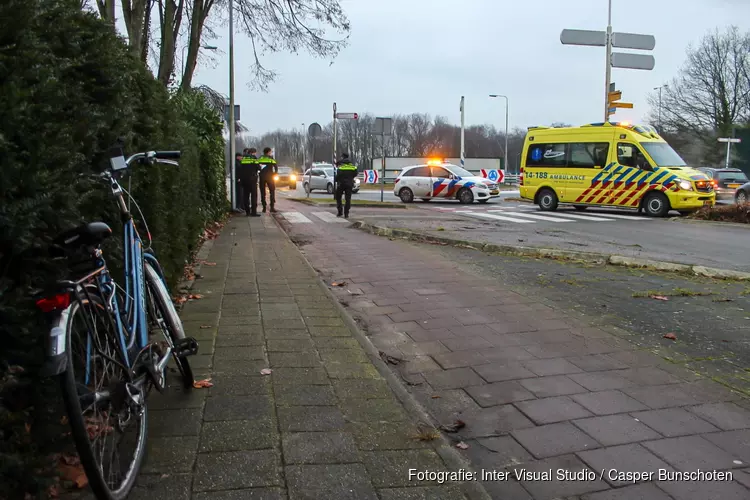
[302,164,360,194]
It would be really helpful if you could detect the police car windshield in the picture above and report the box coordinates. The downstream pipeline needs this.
[444,165,474,178]
[640,142,687,167]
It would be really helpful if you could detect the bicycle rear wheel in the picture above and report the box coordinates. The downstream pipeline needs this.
[59,293,148,500]
[145,262,194,389]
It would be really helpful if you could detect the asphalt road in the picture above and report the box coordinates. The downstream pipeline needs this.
[282,184,520,203]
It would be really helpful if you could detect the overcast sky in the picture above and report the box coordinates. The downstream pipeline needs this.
[191,0,750,136]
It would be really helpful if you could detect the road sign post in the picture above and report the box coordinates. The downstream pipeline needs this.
[331,108,359,198]
[718,137,742,169]
[307,122,322,198]
[561,1,655,121]
[375,117,393,202]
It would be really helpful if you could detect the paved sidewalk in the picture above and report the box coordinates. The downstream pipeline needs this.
[131,213,481,499]
[275,199,750,500]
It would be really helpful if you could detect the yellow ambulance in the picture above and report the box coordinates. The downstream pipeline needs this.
[519,122,715,217]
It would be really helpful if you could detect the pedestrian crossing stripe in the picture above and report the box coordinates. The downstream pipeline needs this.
[280,212,312,223]
[455,211,535,224]
[311,211,348,223]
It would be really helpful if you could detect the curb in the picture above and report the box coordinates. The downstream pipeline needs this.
[351,221,750,281]
[173,228,218,311]
[670,217,750,229]
[271,214,492,500]
[288,198,408,209]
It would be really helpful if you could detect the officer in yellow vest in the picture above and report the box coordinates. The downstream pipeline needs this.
[258,147,278,213]
[335,153,358,218]
[238,148,260,216]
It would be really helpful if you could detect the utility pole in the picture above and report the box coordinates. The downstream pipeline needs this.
[301,123,306,173]
[718,137,742,169]
[604,0,613,122]
[228,0,236,210]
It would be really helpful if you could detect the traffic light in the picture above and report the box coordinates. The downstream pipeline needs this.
[607,89,633,118]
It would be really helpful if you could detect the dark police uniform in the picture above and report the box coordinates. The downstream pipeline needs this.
[335,156,358,218]
[238,152,260,216]
[258,154,278,212]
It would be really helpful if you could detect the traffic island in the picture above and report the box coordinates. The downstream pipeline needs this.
[686,204,750,224]
[350,221,750,281]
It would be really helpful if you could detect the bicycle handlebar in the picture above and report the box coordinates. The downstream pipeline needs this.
[155,151,181,160]
[121,150,182,169]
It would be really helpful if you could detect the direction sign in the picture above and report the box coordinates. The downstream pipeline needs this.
[611,52,655,70]
[608,107,617,115]
[611,102,634,109]
[480,169,504,183]
[612,32,655,51]
[560,29,606,46]
[374,117,393,136]
[608,91,622,101]
[364,170,379,183]
[223,104,240,121]
[718,138,742,143]
[336,112,359,120]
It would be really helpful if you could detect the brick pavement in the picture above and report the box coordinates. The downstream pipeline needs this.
[128,212,482,500]
[274,198,750,500]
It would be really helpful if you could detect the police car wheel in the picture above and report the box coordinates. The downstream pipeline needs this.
[457,188,474,204]
[326,183,334,194]
[398,188,414,203]
[537,189,558,211]
[737,191,748,205]
[643,192,670,217]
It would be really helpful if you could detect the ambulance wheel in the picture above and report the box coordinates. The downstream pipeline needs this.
[326,183,334,194]
[457,188,474,204]
[642,192,670,217]
[398,187,414,203]
[573,205,588,211]
[537,188,558,211]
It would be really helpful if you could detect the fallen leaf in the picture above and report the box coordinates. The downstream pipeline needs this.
[431,395,441,399]
[25,423,31,434]
[47,485,60,498]
[331,282,347,287]
[440,420,466,433]
[160,474,170,479]
[58,456,88,489]
[203,262,217,266]
[455,442,469,450]
[663,333,677,340]
[260,368,272,375]
[188,294,203,300]
[650,295,669,301]
[61,454,80,466]
[200,325,212,329]
[347,289,362,295]
[8,365,24,374]
[60,415,68,425]
[379,351,403,365]
[722,339,730,342]
[173,296,188,304]
[193,378,214,389]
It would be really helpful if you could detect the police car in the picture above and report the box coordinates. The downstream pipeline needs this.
[393,160,501,204]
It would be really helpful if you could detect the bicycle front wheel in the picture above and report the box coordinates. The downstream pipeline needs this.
[59,292,148,500]
[145,262,194,389]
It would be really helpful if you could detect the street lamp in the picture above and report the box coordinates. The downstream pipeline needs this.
[654,84,668,133]
[181,44,218,77]
[489,94,509,173]
[228,0,237,211]
[301,123,306,172]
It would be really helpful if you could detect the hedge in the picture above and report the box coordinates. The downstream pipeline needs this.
[0,0,227,497]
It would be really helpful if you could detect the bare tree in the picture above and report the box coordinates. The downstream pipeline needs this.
[646,26,750,162]
[95,0,116,22]
[181,0,350,90]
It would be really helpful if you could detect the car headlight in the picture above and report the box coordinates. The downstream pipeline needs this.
[290,174,296,181]
[678,180,692,191]
[273,175,279,181]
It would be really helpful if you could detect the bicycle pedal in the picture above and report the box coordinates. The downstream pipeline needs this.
[173,337,199,358]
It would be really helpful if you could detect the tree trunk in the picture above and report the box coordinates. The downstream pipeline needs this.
[141,0,153,63]
[157,0,184,86]
[181,0,213,90]
[122,0,148,58]
[96,0,116,23]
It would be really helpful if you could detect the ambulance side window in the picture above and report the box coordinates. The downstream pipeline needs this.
[569,143,610,168]
[617,143,652,171]
[526,143,567,167]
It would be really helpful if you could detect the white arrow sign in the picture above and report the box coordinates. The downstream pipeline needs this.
[718,138,741,143]
[610,52,655,70]
[335,112,359,120]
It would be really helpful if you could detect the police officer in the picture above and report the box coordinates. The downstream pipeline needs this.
[258,147,278,213]
[238,148,261,216]
[334,153,358,218]
[234,150,246,213]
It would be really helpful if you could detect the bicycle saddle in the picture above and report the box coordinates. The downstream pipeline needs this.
[52,222,113,250]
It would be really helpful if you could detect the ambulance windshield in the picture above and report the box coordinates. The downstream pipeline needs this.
[641,142,687,167]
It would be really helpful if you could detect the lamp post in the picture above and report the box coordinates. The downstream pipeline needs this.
[653,84,667,133]
[181,44,218,77]
[228,1,236,210]
[301,123,306,173]
[489,94,509,173]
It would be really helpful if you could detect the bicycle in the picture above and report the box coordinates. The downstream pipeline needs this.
[35,149,199,499]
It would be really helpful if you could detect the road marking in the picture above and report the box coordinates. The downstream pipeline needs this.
[311,211,348,223]
[455,211,536,223]
[526,211,615,221]
[568,211,652,220]
[489,211,575,222]
[280,211,312,223]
